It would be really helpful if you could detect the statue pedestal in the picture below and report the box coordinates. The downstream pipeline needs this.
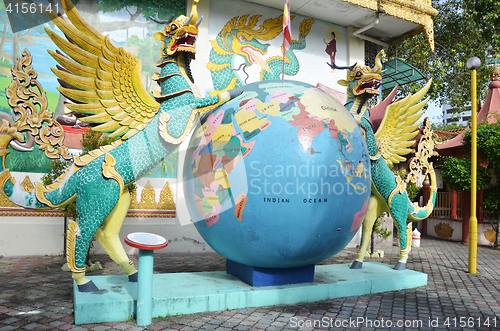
[226,259,314,286]
[73,262,427,325]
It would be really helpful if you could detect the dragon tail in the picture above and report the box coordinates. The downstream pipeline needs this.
[408,169,437,221]
[0,49,76,210]
[0,132,55,210]
[406,118,437,221]
[0,120,32,207]
[261,18,314,81]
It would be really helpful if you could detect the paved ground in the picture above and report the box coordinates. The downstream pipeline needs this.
[1,237,500,330]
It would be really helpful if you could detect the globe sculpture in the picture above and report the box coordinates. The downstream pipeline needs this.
[184,80,371,275]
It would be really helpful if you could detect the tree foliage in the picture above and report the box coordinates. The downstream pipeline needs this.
[393,168,420,201]
[80,129,117,155]
[126,31,162,91]
[439,122,500,246]
[98,0,185,18]
[463,121,500,173]
[386,0,496,114]
[467,0,500,49]
[430,121,466,132]
[440,157,490,191]
[75,0,185,33]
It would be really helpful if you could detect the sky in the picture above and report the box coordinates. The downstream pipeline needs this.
[424,101,443,124]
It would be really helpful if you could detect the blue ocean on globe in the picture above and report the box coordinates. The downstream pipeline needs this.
[183,80,371,268]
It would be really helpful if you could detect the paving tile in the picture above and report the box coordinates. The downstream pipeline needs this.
[90,326,111,331]
[179,327,198,331]
[22,323,42,330]
[0,317,18,325]
[0,327,18,331]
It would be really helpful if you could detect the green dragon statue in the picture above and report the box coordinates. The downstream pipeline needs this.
[335,50,437,270]
[0,0,239,292]
[207,14,313,96]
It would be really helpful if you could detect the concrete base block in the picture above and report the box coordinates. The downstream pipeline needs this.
[73,262,427,325]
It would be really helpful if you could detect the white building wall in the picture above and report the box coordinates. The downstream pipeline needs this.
[0,215,212,256]
[442,103,471,127]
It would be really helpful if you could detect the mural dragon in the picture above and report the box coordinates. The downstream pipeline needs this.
[207,15,313,96]
[0,0,239,292]
[334,50,437,270]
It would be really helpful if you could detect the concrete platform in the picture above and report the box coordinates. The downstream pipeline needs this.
[73,262,427,325]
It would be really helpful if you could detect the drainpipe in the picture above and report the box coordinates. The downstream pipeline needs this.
[352,12,389,48]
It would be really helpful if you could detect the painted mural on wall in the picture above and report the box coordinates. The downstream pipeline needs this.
[484,228,496,243]
[206,14,313,94]
[205,0,347,96]
[0,0,182,216]
[434,221,454,238]
[324,29,338,69]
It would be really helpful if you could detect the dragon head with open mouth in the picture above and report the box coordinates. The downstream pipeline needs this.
[339,50,383,98]
[218,15,284,69]
[337,50,384,121]
[153,0,202,59]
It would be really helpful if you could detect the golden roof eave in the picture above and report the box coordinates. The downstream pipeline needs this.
[342,0,437,51]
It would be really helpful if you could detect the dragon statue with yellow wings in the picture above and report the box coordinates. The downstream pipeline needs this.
[0,0,239,292]
[332,50,437,270]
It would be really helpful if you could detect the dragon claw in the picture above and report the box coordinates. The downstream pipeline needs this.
[394,262,406,270]
[199,109,214,124]
[228,87,244,99]
[77,281,99,292]
[128,272,138,282]
[350,261,363,269]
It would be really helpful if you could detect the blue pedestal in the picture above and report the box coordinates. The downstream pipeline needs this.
[226,259,315,286]
[136,249,154,326]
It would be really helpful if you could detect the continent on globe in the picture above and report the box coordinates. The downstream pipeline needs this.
[289,103,326,151]
[234,193,247,222]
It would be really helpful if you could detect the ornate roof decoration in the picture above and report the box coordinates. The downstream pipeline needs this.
[491,60,500,80]
[342,0,438,51]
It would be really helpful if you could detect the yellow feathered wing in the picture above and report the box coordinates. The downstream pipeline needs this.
[374,79,432,168]
[45,0,160,140]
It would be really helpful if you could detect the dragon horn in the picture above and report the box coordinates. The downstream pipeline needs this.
[327,61,357,71]
[149,15,175,24]
[185,14,194,26]
[196,16,203,28]
[372,50,384,74]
